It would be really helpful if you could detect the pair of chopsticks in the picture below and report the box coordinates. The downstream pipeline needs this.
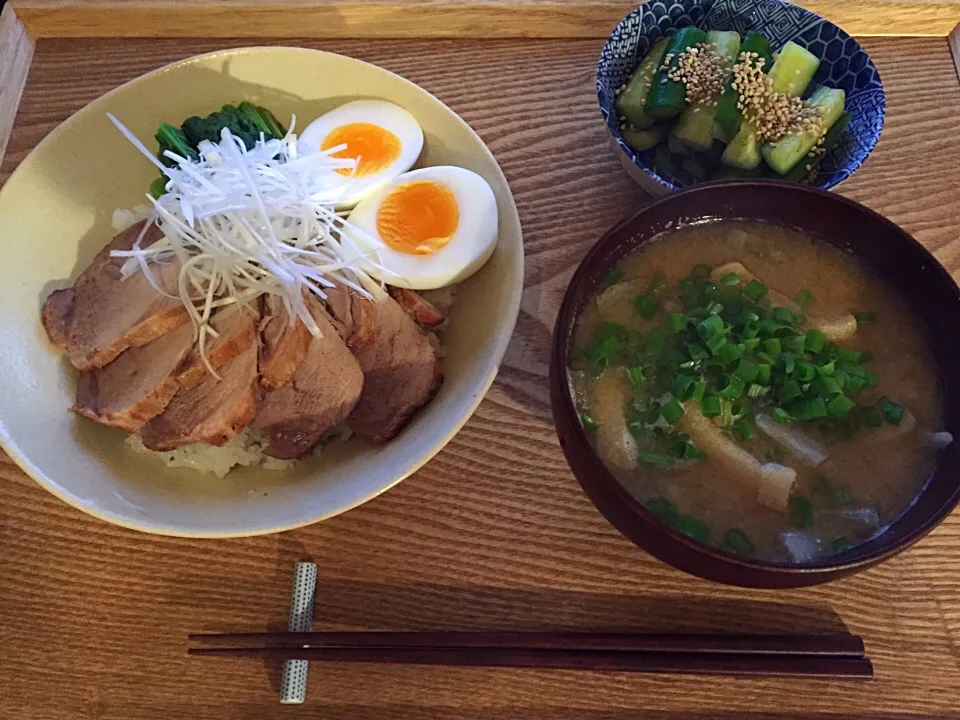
[188,630,873,678]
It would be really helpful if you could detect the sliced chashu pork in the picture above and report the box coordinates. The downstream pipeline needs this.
[139,340,259,451]
[72,303,260,433]
[73,320,195,433]
[41,220,190,371]
[329,292,441,442]
[387,287,446,328]
[253,296,365,459]
[258,294,313,390]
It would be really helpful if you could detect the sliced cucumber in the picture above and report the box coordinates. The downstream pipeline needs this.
[762,86,846,175]
[645,27,708,121]
[713,31,773,141]
[615,36,671,130]
[768,41,820,98]
[721,121,763,170]
[623,125,667,152]
[672,30,741,151]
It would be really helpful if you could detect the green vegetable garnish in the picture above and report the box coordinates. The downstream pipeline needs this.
[795,289,815,308]
[723,528,755,556]
[789,495,814,528]
[602,267,624,285]
[831,536,852,551]
[635,295,658,319]
[580,413,599,432]
[854,311,876,324]
[878,396,904,425]
[661,397,685,424]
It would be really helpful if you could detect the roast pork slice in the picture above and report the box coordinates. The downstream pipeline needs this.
[73,320,195,433]
[139,342,259,451]
[40,220,189,371]
[253,296,365,459]
[343,293,442,442]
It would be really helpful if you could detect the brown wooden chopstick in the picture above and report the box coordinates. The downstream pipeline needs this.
[188,630,865,657]
[187,645,872,678]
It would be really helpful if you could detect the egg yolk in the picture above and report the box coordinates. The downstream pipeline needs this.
[321,122,402,177]
[376,181,460,255]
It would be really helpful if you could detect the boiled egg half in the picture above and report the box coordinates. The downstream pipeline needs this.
[345,166,498,290]
[298,100,423,206]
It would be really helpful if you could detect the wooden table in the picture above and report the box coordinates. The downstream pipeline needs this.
[3,2,960,718]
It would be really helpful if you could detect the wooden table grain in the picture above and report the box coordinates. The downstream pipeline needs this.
[2,35,960,720]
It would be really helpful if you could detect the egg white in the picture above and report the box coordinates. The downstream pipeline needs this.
[298,100,423,207]
[344,166,499,290]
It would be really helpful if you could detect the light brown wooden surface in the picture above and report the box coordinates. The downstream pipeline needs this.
[11,0,960,39]
[0,5,34,168]
[2,35,960,720]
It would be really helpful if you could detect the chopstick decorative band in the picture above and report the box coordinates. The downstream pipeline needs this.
[279,562,318,705]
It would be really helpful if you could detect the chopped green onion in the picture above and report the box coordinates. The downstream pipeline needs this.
[646,328,666,358]
[697,314,724,341]
[668,312,687,333]
[756,363,772,383]
[772,407,791,424]
[863,405,883,427]
[781,380,803,403]
[763,338,782,354]
[635,295,658,319]
[771,307,795,325]
[718,343,744,364]
[723,528,755,556]
[831,536,852,552]
[863,370,878,388]
[701,395,722,417]
[835,347,861,364]
[816,376,843,396]
[733,420,754,441]
[816,359,836,377]
[734,360,759,383]
[644,496,679,523]
[674,514,711,543]
[826,394,855,418]
[781,335,806,354]
[672,374,695,401]
[647,271,668,294]
[627,366,645,389]
[789,396,827,421]
[789,495,814,529]
[830,487,854,507]
[743,279,767,301]
[661,398,685,424]
[704,333,727,354]
[793,361,816,383]
[691,381,706,403]
[688,344,709,363]
[746,383,768,398]
[793,310,808,325]
[638,451,678,467]
[715,374,745,400]
[721,273,741,286]
[878,396,904,425]
[795,289,815,308]
[804,329,826,353]
[580,413,599,432]
[602,267,623,285]
[854,311,875,324]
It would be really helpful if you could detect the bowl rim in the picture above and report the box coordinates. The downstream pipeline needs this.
[550,179,960,584]
[595,0,886,194]
[0,45,525,538]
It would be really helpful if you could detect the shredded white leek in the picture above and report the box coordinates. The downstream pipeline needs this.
[106,114,393,375]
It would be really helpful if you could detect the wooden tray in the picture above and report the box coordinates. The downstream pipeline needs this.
[3,2,960,717]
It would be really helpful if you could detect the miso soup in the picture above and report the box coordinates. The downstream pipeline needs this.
[570,221,949,563]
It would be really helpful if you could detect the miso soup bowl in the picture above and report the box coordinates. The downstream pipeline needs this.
[550,181,960,588]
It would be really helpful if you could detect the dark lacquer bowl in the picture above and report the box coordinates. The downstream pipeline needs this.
[550,181,960,588]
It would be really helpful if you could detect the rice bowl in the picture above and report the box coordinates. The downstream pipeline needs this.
[0,47,523,536]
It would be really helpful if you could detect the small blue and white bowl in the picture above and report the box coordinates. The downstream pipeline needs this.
[598,0,884,195]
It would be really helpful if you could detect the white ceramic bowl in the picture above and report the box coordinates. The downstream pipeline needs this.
[0,47,523,537]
